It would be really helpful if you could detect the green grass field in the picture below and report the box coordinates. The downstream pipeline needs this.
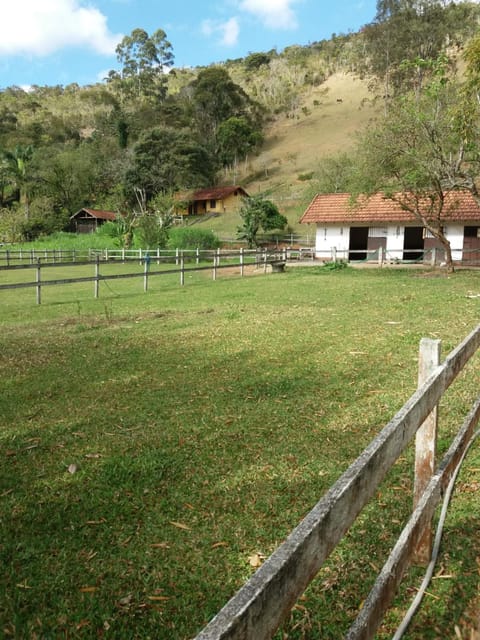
[1,264,479,639]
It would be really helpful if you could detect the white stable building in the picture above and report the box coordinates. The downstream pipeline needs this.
[300,191,480,264]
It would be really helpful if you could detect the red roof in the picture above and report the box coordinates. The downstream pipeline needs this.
[300,191,480,224]
[190,186,248,201]
[71,208,117,221]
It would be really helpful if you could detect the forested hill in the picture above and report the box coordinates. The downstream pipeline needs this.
[1,0,480,241]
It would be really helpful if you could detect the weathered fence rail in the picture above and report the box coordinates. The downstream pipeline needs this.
[195,325,480,640]
[0,249,286,304]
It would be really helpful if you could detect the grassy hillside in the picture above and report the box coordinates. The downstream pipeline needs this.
[197,72,378,239]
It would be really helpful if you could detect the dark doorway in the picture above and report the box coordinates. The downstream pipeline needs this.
[403,227,424,261]
[349,227,368,261]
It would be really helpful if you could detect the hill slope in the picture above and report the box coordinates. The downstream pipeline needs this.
[204,72,378,238]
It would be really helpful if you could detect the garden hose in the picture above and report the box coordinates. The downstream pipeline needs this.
[392,426,480,640]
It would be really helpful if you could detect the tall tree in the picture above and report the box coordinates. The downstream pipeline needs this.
[188,67,262,156]
[362,0,479,99]
[354,59,480,272]
[109,28,174,101]
[124,127,215,202]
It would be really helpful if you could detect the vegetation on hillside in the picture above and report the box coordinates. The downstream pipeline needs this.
[1,0,480,244]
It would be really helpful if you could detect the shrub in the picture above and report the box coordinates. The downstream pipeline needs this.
[167,227,221,250]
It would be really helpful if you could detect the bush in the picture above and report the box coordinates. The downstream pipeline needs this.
[167,227,221,250]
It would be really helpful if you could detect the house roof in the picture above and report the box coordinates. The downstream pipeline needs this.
[189,186,249,201]
[300,191,480,225]
[71,208,117,221]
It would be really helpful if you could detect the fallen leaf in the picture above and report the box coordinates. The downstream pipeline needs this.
[84,453,102,459]
[5,450,16,457]
[85,518,106,525]
[151,542,170,549]
[211,542,229,549]
[75,620,90,630]
[118,594,133,606]
[248,553,265,568]
[67,464,78,474]
[169,521,190,531]
[16,582,32,589]
[147,595,170,601]
[79,586,97,593]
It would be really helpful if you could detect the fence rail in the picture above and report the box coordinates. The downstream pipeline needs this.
[0,248,287,304]
[195,326,480,640]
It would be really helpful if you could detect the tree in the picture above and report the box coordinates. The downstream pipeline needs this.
[354,60,480,272]
[361,0,480,100]
[188,67,262,155]
[136,192,175,248]
[313,152,360,195]
[110,28,174,101]
[124,127,215,202]
[1,144,34,217]
[217,116,262,176]
[237,195,287,248]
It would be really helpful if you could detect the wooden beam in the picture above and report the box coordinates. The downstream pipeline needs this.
[413,338,441,564]
[345,395,480,640]
[194,326,480,640]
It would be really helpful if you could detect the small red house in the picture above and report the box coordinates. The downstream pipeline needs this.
[70,208,117,233]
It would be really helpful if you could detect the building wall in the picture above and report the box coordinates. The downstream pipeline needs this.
[314,226,349,259]
[314,223,469,262]
[445,225,464,262]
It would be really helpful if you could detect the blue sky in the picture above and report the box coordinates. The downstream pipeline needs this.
[0,0,378,90]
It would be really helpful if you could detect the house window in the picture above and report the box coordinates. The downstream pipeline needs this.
[210,199,216,208]
[464,226,479,237]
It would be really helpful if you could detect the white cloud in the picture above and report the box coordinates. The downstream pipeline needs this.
[201,17,240,47]
[238,0,299,29]
[0,0,122,58]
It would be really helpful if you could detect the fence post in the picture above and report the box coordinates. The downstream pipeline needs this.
[180,251,185,286]
[94,256,100,299]
[240,248,244,277]
[378,246,383,267]
[144,254,150,292]
[431,247,436,267]
[413,337,441,565]
[263,248,267,273]
[36,259,41,305]
[196,247,200,265]
[212,251,217,281]
[176,248,179,266]
[6,249,9,266]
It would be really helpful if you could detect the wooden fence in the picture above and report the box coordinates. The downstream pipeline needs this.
[195,326,480,640]
[0,248,287,304]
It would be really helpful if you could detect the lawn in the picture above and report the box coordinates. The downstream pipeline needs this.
[1,264,479,639]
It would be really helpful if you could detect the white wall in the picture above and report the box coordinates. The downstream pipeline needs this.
[445,225,464,262]
[315,226,349,259]
[315,223,468,262]
[385,225,405,260]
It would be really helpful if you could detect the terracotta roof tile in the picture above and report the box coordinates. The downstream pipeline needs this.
[191,186,248,201]
[300,191,480,224]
